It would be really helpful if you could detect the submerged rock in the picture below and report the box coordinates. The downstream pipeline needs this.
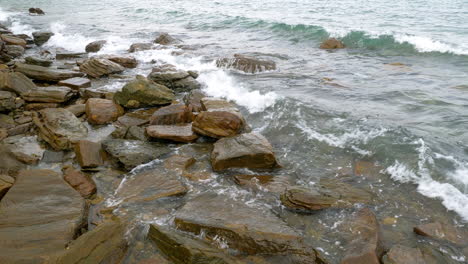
[21,86,75,103]
[128,42,153,52]
[0,169,86,263]
[211,132,280,171]
[192,111,245,138]
[29,8,45,15]
[154,32,179,45]
[113,75,175,108]
[32,31,54,46]
[382,245,425,264]
[149,103,193,125]
[164,154,196,171]
[58,76,91,89]
[85,98,124,124]
[102,139,171,169]
[3,135,45,164]
[74,140,103,168]
[414,222,467,246]
[148,64,201,92]
[63,166,97,198]
[216,54,276,73]
[79,57,124,78]
[15,62,84,82]
[0,71,36,95]
[33,108,88,150]
[85,40,107,52]
[319,38,345,49]
[146,124,199,143]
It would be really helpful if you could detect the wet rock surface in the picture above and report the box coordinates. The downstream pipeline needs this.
[414,222,467,246]
[192,110,245,138]
[146,124,199,143]
[74,140,104,168]
[148,64,201,92]
[63,166,97,198]
[216,54,276,73]
[86,98,124,124]
[2,135,45,164]
[149,103,193,125]
[0,71,36,95]
[58,77,91,89]
[319,38,345,49]
[79,57,125,78]
[382,245,426,264]
[85,40,107,52]
[21,86,75,103]
[32,31,54,46]
[15,62,84,82]
[154,32,179,45]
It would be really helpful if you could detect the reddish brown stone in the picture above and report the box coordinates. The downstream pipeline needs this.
[149,104,193,125]
[164,155,196,171]
[62,166,97,198]
[192,111,244,138]
[85,98,124,125]
[146,124,198,143]
[414,222,467,246]
[74,140,103,168]
[320,38,345,49]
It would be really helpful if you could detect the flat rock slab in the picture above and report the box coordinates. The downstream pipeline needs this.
[0,169,86,263]
[216,54,276,74]
[0,71,36,95]
[146,124,199,143]
[149,104,193,125]
[58,77,91,89]
[74,140,103,168]
[382,245,426,264]
[192,110,244,138]
[21,86,75,103]
[79,58,124,78]
[115,169,187,203]
[15,62,85,82]
[174,192,313,257]
[3,135,45,164]
[414,222,467,246]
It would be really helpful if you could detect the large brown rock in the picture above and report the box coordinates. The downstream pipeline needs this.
[15,62,84,82]
[192,111,244,138]
[201,97,240,113]
[154,32,179,45]
[216,54,276,73]
[146,124,199,143]
[414,222,467,246]
[340,208,383,264]
[211,132,279,171]
[0,71,36,95]
[148,64,200,92]
[85,98,124,125]
[79,58,124,78]
[0,90,16,112]
[149,103,193,125]
[319,38,345,49]
[74,140,103,168]
[63,166,97,198]
[174,193,314,257]
[382,245,426,264]
[58,77,91,89]
[0,174,14,199]
[33,108,88,150]
[0,169,86,263]
[21,86,75,103]
[1,34,27,47]
[101,54,138,68]
[85,40,107,52]
[113,75,175,108]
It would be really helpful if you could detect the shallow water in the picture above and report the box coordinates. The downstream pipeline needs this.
[1,0,468,262]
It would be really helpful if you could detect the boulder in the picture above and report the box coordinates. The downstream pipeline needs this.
[382,245,425,264]
[101,54,138,68]
[184,89,206,112]
[0,169,86,263]
[148,224,241,264]
[63,166,97,198]
[58,77,91,89]
[15,62,84,82]
[154,32,179,45]
[174,193,313,257]
[115,169,187,203]
[79,58,124,78]
[113,75,175,108]
[32,31,54,46]
[21,86,75,103]
[146,124,199,143]
[201,97,240,113]
[0,34,26,47]
[3,135,45,164]
[149,104,193,125]
[0,71,36,95]
[33,108,88,150]
[102,139,171,169]
[74,140,103,168]
[0,174,14,199]
[414,222,466,246]
[25,54,54,67]
[319,38,345,49]
[216,54,276,73]
[128,42,153,52]
[85,40,107,52]
[192,111,244,138]
[340,208,383,264]
[0,90,16,112]
[85,98,124,124]
[148,64,201,92]
[211,132,279,171]
[4,45,24,58]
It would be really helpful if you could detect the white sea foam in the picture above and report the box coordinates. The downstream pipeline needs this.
[395,35,468,55]
[44,22,93,52]
[10,21,34,36]
[0,8,10,21]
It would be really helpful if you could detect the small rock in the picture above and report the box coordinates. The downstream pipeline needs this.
[116,108,157,127]
[85,98,124,125]
[32,31,54,46]
[85,40,107,53]
[128,43,153,53]
[21,86,75,103]
[382,245,425,264]
[79,58,124,78]
[62,166,97,198]
[55,50,88,60]
[146,124,199,143]
[216,54,276,73]
[3,135,45,164]
[29,8,45,15]
[154,32,179,45]
[320,38,345,49]
[0,113,15,129]
[192,110,245,138]
[125,125,147,141]
[149,103,193,125]
[58,77,91,89]
[184,89,206,112]
[74,140,103,168]
[414,222,466,246]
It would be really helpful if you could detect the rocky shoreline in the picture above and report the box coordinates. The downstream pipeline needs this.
[0,9,467,264]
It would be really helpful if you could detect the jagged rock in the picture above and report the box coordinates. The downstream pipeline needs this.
[29,8,45,15]
[124,125,148,141]
[85,40,107,52]
[192,111,244,138]
[58,77,91,89]
[148,64,201,92]
[382,245,425,264]
[74,140,103,168]
[149,104,193,125]
[50,219,127,264]
[340,208,383,264]
[154,32,179,45]
[85,98,124,124]
[184,89,206,112]
[3,135,44,164]
[0,71,36,95]
[101,54,138,68]
[0,128,7,140]
[148,224,241,264]
[102,139,171,169]
[147,124,199,143]
[174,193,314,257]
[115,169,187,203]
[79,58,124,78]
[0,90,16,112]
[15,62,84,82]
[113,75,174,108]
[62,166,97,198]
[216,54,276,73]
[25,54,54,67]
[21,86,75,103]
[4,45,24,58]
[0,34,26,47]
[211,132,279,171]
[32,31,54,46]
[414,222,467,246]
[320,38,345,49]
[0,169,86,263]
[33,108,88,150]
[128,43,153,52]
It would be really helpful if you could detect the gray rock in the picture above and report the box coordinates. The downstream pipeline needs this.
[216,54,276,73]
[25,53,54,67]
[128,42,153,52]
[15,62,84,82]
[79,58,124,78]
[4,45,24,58]
[58,77,91,89]
[55,50,88,60]
[85,40,107,53]
[0,71,36,95]
[154,32,179,45]
[21,86,75,103]
[3,135,45,164]
[32,31,54,46]
[100,55,138,68]
[0,90,16,112]
[146,124,199,143]
[148,64,201,92]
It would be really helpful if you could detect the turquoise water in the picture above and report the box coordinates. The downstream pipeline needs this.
[1,0,468,223]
